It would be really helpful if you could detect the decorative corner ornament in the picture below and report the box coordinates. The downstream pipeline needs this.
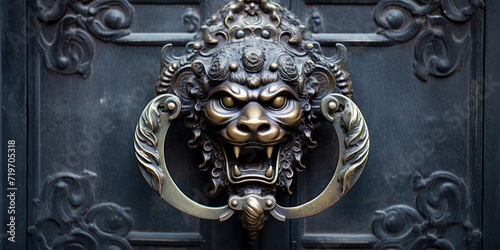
[373,0,484,81]
[30,0,135,78]
[134,0,370,240]
[372,171,481,249]
[29,171,133,250]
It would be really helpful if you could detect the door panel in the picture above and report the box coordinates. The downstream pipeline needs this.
[290,1,483,249]
[1,0,495,249]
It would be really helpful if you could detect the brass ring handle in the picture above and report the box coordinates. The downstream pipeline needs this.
[134,94,234,221]
[272,93,370,220]
[134,93,369,221]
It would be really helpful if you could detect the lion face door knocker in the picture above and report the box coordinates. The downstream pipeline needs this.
[135,0,370,240]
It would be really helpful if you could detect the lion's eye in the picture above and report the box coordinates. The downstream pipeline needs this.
[220,96,236,109]
[270,96,287,110]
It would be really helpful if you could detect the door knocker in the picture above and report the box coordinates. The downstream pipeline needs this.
[135,0,370,240]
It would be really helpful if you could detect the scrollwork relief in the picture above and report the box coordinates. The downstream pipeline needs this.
[373,0,484,81]
[30,0,135,78]
[28,170,133,250]
[307,8,322,34]
[183,8,201,33]
[372,171,481,250]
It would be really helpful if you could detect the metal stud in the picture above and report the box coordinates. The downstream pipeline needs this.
[230,63,238,71]
[328,101,337,110]
[236,30,245,38]
[167,102,176,111]
[269,63,278,71]
[262,30,270,38]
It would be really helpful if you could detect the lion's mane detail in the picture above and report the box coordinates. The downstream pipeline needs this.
[155,0,352,195]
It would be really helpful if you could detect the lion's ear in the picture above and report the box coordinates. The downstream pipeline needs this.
[302,44,353,100]
[156,44,181,95]
[156,44,208,103]
[302,64,337,101]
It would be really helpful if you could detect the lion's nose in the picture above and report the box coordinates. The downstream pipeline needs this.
[236,122,271,134]
[234,102,280,142]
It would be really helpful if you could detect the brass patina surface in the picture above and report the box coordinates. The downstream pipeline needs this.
[135,0,370,240]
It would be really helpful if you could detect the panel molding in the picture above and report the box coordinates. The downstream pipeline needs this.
[114,32,393,46]
[113,32,197,46]
[303,0,380,3]
[312,33,393,46]
[127,232,204,246]
[128,0,201,3]
[483,1,500,248]
[299,234,377,249]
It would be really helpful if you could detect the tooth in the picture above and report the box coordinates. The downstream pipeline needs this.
[234,165,242,177]
[266,146,273,159]
[234,146,241,159]
[265,165,273,177]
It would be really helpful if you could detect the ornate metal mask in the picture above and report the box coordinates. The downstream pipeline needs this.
[135,0,370,240]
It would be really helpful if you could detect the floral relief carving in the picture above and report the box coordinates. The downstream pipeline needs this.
[28,171,133,250]
[372,171,481,249]
[30,0,135,78]
[373,0,484,81]
[307,8,322,33]
[183,7,201,33]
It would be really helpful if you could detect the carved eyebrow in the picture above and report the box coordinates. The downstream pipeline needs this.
[260,71,278,85]
[208,84,248,102]
[259,83,299,102]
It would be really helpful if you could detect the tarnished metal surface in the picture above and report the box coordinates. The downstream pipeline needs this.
[135,0,369,240]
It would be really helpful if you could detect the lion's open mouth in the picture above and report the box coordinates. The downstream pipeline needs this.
[222,141,282,185]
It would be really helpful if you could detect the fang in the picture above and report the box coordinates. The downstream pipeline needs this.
[234,146,241,159]
[234,165,242,176]
[265,165,273,177]
[266,146,273,159]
